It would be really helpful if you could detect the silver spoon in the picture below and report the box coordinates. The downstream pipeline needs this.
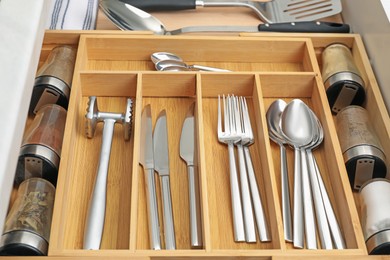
[266,99,292,243]
[309,110,346,249]
[155,61,192,71]
[151,52,183,64]
[155,58,230,72]
[280,99,317,249]
[304,108,333,249]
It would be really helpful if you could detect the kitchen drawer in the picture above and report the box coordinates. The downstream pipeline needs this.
[18,32,390,259]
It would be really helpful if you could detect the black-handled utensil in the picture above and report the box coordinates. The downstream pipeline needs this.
[119,0,343,24]
[101,0,350,34]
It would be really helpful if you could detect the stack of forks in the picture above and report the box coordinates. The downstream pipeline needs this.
[217,94,270,243]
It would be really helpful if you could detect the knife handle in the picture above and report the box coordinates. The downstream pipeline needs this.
[258,22,350,33]
[144,169,162,250]
[160,175,176,249]
[120,0,196,11]
[188,165,203,248]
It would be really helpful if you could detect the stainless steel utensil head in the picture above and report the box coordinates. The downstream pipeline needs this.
[140,104,154,169]
[85,96,99,138]
[180,102,195,166]
[151,52,183,64]
[155,60,189,71]
[258,0,343,23]
[123,98,133,141]
[100,0,167,33]
[266,99,287,144]
[85,96,133,140]
[153,110,170,176]
[280,99,314,148]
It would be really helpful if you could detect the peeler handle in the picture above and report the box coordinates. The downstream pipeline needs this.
[119,0,196,11]
[83,118,116,250]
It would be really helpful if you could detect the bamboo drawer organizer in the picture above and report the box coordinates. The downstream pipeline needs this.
[33,32,390,259]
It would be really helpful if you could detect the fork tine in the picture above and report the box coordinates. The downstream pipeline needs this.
[233,95,241,135]
[239,96,245,134]
[242,97,253,138]
[218,95,222,134]
[228,94,234,134]
[224,94,230,134]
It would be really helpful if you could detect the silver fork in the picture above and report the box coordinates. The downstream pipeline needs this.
[232,95,256,243]
[217,94,245,242]
[240,97,271,242]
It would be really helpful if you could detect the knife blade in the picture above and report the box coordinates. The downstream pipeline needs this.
[153,110,176,250]
[179,103,203,248]
[139,104,161,250]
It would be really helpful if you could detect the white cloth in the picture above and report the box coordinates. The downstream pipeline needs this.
[46,0,98,30]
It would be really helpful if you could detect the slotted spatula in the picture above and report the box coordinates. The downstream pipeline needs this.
[119,0,343,23]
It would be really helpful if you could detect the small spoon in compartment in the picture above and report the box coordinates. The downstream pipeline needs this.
[152,53,231,72]
[151,52,184,64]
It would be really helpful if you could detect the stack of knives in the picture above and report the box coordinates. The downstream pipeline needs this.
[139,103,202,250]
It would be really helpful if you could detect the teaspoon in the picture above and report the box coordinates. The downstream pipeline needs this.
[281,99,317,249]
[309,110,346,249]
[151,52,183,64]
[155,59,230,72]
[266,99,293,242]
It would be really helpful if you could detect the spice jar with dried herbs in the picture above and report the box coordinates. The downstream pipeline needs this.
[0,178,55,256]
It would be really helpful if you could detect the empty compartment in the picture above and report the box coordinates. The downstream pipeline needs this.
[80,35,315,73]
[199,73,282,251]
[135,73,205,251]
[261,73,365,252]
[49,72,137,254]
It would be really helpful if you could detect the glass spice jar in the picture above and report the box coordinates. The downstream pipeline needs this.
[359,179,390,254]
[29,45,76,115]
[15,104,67,186]
[322,43,366,114]
[336,105,387,190]
[0,178,55,256]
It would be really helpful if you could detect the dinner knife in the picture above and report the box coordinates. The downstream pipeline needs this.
[139,104,161,250]
[153,110,176,250]
[179,103,203,248]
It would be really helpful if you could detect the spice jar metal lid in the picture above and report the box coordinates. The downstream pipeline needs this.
[29,76,71,115]
[0,230,47,256]
[15,144,60,186]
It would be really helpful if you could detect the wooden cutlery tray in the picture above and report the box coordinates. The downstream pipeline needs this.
[31,32,390,258]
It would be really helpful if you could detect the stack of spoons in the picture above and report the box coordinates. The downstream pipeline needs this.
[266,99,346,250]
[150,52,230,72]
